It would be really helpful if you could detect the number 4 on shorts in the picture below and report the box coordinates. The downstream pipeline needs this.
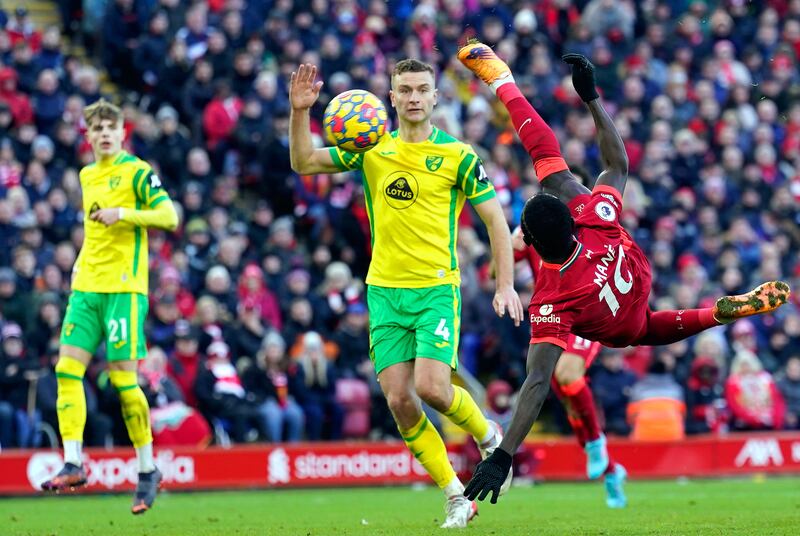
[435,318,450,342]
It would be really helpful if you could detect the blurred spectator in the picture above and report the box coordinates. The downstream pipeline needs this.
[0,322,41,447]
[140,346,212,447]
[167,319,203,408]
[233,296,269,363]
[151,105,191,186]
[591,350,637,436]
[194,340,264,442]
[102,0,144,89]
[0,267,33,336]
[148,293,180,352]
[685,355,728,435]
[237,263,282,331]
[202,265,238,318]
[484,379,514,433]
[317,263,363,318]
[25,292,63,361]
[294,332,343,441]
[0,67,33,126]
[725,349,786,431]
[154,265,196,319]
[202,80,242,162]
[194,295,233,353]
[332,301,370,380]
[7,7,42,52]
[32,70,66,136]
[242,331,305,443]
[777,356,800,430]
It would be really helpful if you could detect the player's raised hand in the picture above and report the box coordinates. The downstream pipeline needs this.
[511,226,526,252]
[464,449,513,504]
[90,207,122,226]
[494,285,524,327]
[562,53,599,102]
[290,63,324,111]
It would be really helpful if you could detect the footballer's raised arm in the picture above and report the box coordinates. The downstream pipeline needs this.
[562,53,628,196]
[497,342,563,455]
[289,63,342,175]
[587,98,629,196]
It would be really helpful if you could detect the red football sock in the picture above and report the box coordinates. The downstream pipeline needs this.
[635,308,718,346]
[561,377,602,443]
[567,415,589,446]
[496,84,568,181]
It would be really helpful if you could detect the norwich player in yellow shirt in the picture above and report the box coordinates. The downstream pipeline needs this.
[41,99,179,514]
[290,60,523,528]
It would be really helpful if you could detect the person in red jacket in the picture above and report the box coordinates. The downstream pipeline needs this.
[0,67,34,125]
[167,320,203,408]
[725,349,786,431]
[237,263,282,331]
[202,80,242,152]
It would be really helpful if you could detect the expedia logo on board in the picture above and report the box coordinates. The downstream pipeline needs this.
[383,171,419,209]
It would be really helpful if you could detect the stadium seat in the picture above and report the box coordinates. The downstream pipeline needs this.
[627,398,686,441]
[335,379,371,439]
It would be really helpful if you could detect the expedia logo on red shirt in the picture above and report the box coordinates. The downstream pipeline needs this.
[383,171,419,209]
[530,304,561,324]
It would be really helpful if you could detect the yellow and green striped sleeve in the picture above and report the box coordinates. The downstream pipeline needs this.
[329,147,365,171]
[132,167,171,208]
[455,152,496,205]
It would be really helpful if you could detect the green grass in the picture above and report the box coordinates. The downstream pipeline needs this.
[1,477,799,535]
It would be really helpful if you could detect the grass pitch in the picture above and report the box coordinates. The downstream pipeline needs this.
[1,477,799,535]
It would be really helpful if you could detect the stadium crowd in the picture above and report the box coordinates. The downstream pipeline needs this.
[1,0,800,449]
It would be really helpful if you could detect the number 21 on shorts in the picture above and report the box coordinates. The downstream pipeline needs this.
[108,318,128,346]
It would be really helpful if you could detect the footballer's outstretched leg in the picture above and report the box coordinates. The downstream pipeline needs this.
[131,468,163,515]
[441,495,479,529]
[604,464,628,509]
[713,281,790,323]
[41,462,88,492]
[457,40,513,91]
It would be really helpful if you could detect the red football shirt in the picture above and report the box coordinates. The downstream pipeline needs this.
[515,231,602,365]
[527,186,652,349]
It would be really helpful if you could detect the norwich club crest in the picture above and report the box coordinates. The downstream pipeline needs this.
[425,155,444,171]
[383,171,419,210]
[109,175,121,190]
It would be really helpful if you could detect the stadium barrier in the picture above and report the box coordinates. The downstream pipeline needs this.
[1,432,799,495]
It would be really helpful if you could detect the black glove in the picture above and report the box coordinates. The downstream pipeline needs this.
[464,448,512,504]
[562,53,599,102]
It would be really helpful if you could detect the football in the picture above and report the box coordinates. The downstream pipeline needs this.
[323,90,388,153]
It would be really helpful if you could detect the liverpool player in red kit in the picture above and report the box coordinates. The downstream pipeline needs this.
[513,227,623,507]
[458,42,791,504]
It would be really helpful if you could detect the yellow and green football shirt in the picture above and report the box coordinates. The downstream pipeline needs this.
[330,127,496,288]
[72,151,170,295]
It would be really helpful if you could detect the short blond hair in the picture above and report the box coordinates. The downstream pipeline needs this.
[391,59,435,86]
[83,98,122,127]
